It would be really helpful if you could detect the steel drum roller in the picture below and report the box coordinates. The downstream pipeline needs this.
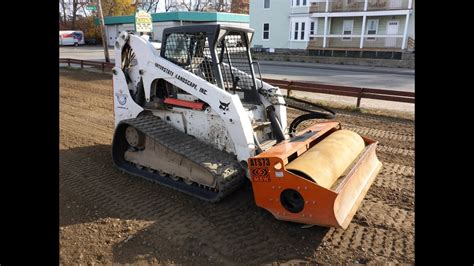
[286,130,365,189]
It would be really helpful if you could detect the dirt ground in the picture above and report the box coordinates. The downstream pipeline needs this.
[59,68,415,264]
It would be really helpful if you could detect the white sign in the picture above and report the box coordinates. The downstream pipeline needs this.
[135,10,153,33]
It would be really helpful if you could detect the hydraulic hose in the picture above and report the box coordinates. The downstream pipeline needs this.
[283,96,336,137]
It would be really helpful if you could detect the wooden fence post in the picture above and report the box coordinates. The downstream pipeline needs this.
[356,88,363,108]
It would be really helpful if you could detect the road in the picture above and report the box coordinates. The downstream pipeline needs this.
[258,62,413,92]
[60,46,414,93]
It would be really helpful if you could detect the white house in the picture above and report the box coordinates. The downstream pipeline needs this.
[250,0,414,55]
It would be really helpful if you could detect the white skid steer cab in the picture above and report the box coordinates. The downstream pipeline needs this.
[111,24,382,229]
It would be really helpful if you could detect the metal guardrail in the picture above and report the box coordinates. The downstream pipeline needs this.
[60,58,414,108]
[59,58,114,72]
[262,78,414,107]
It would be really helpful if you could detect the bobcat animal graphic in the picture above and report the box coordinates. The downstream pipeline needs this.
[219,100,230,111]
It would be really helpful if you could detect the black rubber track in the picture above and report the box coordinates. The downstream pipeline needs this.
[112,115,246,203]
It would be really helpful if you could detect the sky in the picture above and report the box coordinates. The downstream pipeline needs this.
[157,1,166,12]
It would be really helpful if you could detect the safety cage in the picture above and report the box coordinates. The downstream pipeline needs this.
[160,24,260,103]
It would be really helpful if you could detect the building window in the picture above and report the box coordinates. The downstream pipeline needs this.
[264,0,270,9]
[342,20,353,41]
[300,22,305,40]
[366,19,378,40]
[310,21,315,35]
[292,0,307,7]
[291,18,310,41]
[294,22,299,40]
[263,23,270,40]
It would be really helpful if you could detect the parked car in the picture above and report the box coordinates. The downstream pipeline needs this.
[85,38,97,45]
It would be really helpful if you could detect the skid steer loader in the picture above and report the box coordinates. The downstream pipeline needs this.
[111,25,382,229]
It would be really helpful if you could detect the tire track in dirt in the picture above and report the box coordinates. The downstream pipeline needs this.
[60,84,111,99]
[61,105,114,132]
[366,162,414,210]
[60,130,99,149]
[320,223,414,263]
[354,201,414,232]
[61,149,175,221]
[381,162,414,177]
[372,173,414,196]
[364,160,415,211]
[343,124,414,143]
[60,92,113,113]
[377,146,414,167]
[60,120,112,145]
[60,85,113,99]
[335,111,414,134]
[366,186,414,212]
[60,144,328,264]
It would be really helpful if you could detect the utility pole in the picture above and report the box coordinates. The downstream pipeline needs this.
[97,0,110,63]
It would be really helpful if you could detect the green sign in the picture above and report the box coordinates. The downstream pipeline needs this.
[135,10,153,33]
[86,6,97,11]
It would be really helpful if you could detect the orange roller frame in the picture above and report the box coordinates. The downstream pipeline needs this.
[248,122,382,229]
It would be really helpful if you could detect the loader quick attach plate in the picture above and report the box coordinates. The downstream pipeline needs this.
[112,115,245,203]
[248,122,382,229]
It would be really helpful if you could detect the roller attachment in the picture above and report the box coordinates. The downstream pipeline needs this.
[286,130,365,189]
[248,122,382,229]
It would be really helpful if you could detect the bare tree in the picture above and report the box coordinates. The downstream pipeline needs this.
[60,0,91,28]
[134,0,161,12]
[211,0,231,12]
[196,0,212,11]
[178,0,192,11]
[164,0,177,11]
[173,0,211,11]
[81,4,89,18]
[148,1,160,12]
[229,0,248,13]
[71,0,78,28]
[165,0,175,12]
[60,0,67,23]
